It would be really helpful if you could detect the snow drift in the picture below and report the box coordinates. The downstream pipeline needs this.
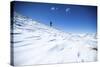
[11,12,97,66]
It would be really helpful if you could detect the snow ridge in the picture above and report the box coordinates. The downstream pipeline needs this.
[11,12,97,66]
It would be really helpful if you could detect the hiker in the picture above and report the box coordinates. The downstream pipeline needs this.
[50,21,52,27]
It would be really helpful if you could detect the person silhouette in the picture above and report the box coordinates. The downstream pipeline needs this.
[50,21,52,27]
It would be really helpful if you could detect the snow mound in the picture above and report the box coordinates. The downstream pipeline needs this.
[11,12,97,66]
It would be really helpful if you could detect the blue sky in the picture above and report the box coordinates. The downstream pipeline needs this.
[12,1,97,33]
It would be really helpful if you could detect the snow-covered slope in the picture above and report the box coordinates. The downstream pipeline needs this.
[11,12,97,66]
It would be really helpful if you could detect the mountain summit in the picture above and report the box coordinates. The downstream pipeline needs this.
[11,12,97,65]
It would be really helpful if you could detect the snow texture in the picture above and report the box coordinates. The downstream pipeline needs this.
[11,12,97,66]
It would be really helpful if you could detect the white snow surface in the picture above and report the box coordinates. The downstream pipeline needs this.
[11,12,97,66]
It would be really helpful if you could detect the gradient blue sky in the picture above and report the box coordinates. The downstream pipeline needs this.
[12,1,97,33]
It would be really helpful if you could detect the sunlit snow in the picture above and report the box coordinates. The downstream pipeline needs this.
[11,12,97,66]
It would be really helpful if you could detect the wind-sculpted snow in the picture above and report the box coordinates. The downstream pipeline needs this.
[11,12,97,66]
